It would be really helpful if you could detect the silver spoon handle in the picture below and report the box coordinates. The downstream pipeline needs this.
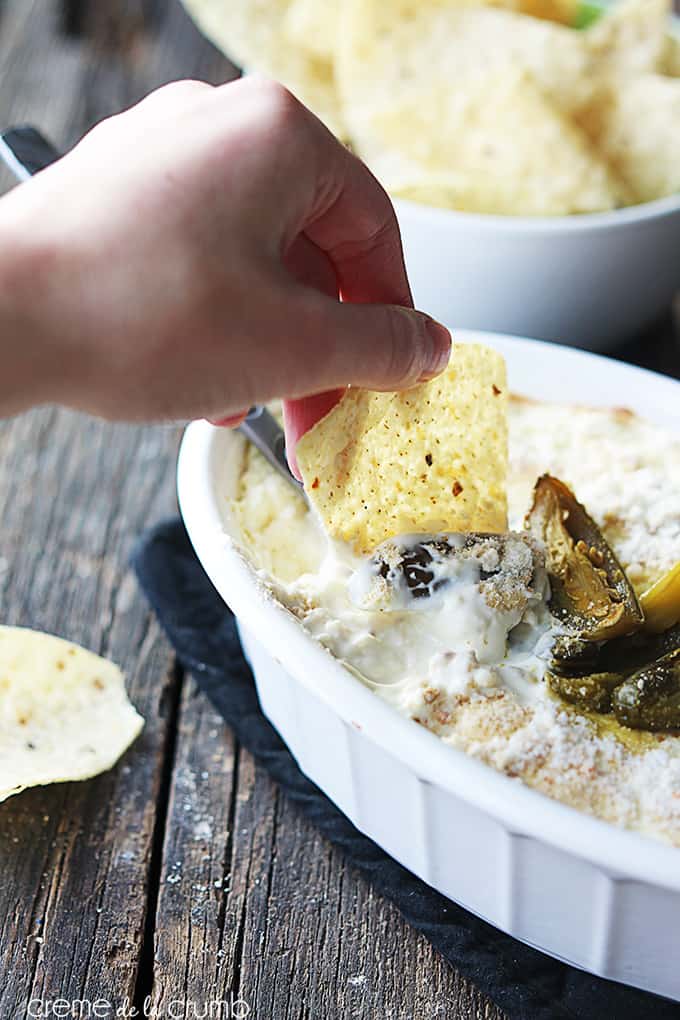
[238,407,304,492]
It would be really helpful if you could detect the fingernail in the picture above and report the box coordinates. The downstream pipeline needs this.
[419,320,452,381]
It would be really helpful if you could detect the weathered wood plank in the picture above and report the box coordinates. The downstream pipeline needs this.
[146,678,240,1016]
[0,2,675,1019]
[0,0,85,194]
[235,753,507,1020]
[0,1,185,1014]
[0,411,183,1016]
[616,307,680,381]
[0,0,237,1010]
[0,413,184,1012]
[66,0,236,146]
[149,678,509,1020]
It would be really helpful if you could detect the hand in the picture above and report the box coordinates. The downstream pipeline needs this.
[0,76,451,462]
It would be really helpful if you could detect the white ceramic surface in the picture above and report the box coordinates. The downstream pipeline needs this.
[178,330,680,1000]
[395,194,680,351]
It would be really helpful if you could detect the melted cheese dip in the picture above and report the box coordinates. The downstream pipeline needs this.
[230,397,680,846]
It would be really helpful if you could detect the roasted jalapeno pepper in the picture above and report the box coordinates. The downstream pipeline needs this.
[612,649,680,731]
[597,621,680,675]
[549,634,601,677]
[525,475,643,641]
[547,669,622,713]
[548,623,680,727]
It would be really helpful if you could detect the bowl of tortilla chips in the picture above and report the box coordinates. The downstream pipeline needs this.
[182,0,680,348]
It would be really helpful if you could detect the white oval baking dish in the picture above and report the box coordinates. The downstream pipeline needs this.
[178,329,680,1000]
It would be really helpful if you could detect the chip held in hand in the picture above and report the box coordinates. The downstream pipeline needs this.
[296,343,508,554]
[0,626,143,802]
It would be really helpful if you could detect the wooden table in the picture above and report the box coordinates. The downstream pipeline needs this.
[0,3,677,1018]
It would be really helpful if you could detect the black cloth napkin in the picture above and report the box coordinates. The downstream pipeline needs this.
[132,518,680,1020]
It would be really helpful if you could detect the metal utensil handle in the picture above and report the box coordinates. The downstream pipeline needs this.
[239,407,304,491]
[0,126,62,180]
[0,127,304,496]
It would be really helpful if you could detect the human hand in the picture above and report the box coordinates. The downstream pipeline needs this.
[0,76,451,462]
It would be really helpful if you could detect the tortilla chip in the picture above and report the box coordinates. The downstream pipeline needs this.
[360,69,627,215]
[297,344,508,554]
[0,626,143,802]
[519,0,579,24]
[585,0,672,74]
[337,0,596,153]
[180,0,345,137]
[577,73,680,202]
[661,32,680,75]
[386,169,493,212]
[284,0,339,62]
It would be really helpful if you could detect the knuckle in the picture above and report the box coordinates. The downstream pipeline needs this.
[248,77,304,134]
[358,183,397,241]
[154,78,211,101]
[382,309,423,388]
[135,79,212,115]
[93,81,211,140]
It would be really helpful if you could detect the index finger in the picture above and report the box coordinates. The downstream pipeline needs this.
[219,77,413,308]
[273,89,416,462]
[295,113,414,308]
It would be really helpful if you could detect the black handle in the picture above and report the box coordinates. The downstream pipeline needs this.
[0,126,62,181]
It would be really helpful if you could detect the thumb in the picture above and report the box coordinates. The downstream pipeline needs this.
[283,293,451,397]
[314,299,452,393]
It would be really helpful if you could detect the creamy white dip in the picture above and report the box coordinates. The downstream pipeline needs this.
[230,397,680,846]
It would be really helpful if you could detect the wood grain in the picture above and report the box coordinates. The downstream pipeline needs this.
[0,1,204,1016]
[0,0,173,1010]
[0,2,674,1019]
[0,405,182,1016]
[148,677,507,1020]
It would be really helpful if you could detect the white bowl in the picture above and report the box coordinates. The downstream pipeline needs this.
[178,329,680,1000]
[394,194,680,351]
